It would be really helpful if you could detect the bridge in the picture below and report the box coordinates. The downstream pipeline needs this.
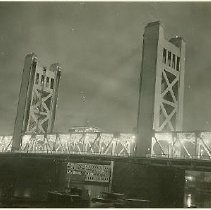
[1,130,211,171]
[0,21,209,207]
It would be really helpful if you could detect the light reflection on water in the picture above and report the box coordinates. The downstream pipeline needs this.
[186,194,192,207]
[23,189,31,198]
[185,170,211,208]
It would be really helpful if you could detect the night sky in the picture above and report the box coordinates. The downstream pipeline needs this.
[0,2,210,135]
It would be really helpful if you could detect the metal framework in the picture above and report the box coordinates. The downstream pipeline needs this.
[27,64,61,133]
[151,131,211,159]
[159,66,179,131]
[0,133,136,156]
[0,136,12,152]
[12,54,61,151]
[3,131,211,160]
[28,71,53,133]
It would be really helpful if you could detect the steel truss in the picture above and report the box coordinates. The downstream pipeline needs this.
[0,132,136,156]
[151,131,211,159]
[27,65,58,133]
[3,131,211,160]
[0,136,12,152]
[158,67,179,131]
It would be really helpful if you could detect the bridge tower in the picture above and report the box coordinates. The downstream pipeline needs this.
[12,53,62,151]
[136,21,186,156]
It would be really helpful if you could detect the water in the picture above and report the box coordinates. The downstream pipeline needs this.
[184,170,211,208]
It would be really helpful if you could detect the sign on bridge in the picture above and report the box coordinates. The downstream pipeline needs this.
[67,162,112,184]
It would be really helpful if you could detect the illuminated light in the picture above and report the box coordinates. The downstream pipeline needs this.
[155,133,172,142]
[201,148,204,155]
[180,139,185,144]
[130,135,136,143]
[186,194,192,207]
[186,176,193,181]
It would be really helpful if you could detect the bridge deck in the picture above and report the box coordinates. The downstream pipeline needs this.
[1,152,211,171]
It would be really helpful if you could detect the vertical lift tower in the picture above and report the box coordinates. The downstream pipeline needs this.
[12,53,62,151]
[136,21,186,156]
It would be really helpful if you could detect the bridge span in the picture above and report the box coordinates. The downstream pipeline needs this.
[1,130,211,163]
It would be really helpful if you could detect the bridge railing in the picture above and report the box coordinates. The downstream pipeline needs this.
[151,131,211,160]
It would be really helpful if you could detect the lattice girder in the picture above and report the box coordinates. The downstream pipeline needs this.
[158,67,180,131]
[151,131,211,159]
[9,132,136,156]
[27,87,53,133]
[0,136,12,152]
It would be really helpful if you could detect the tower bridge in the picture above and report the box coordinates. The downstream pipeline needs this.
[0,21,210,207]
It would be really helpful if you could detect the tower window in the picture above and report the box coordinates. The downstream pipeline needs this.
[50,78,54,89]
[41,75,44,85]
[35,73,39,84]
[176,56,180,71]
[168,51,171,67]
[46,77,49,87]
[162,48,167,63]
[172,54,176,69]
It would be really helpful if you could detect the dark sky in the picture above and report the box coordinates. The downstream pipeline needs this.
[0,2,210,135]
